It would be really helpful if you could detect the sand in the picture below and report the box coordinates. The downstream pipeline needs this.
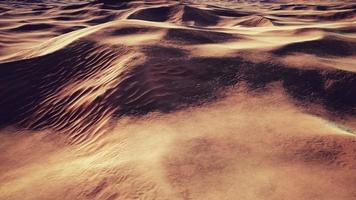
[0,0,355,199]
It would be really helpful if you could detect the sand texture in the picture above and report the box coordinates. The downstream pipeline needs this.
[0,0,355,200]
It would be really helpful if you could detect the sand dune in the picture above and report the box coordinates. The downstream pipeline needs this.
[0,0,355,200]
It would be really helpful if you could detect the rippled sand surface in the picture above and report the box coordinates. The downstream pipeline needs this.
[0,0,355,199]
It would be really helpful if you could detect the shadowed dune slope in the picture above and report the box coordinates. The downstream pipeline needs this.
[273,35,356,57]
[0,0,355,144]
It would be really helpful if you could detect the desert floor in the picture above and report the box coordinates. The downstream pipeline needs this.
[0,0,355,199]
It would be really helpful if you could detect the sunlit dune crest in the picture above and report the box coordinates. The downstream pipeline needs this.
[0,0,355,200]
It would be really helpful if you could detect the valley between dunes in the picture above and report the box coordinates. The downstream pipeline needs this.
[0,0,355,199]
